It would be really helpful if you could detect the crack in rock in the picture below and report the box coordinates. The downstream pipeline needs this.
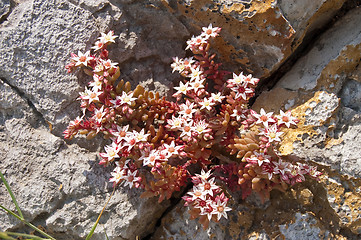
[136,1,361,239]
[0,0,11,25]
[0,77,47,128]
[253,0,361,101]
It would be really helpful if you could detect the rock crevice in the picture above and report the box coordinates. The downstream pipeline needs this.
[0,76,47,128]
[1,0,361,239]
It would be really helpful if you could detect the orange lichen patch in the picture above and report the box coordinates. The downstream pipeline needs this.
[316,43,361,92]
[47,120,53,132]
[256,45,360,156]
[279,90,342,155]
[321,173,361,234]
[161,0,295,77]
[325,137,343,149]
[221,3,245,14]
[276,45,361,155]
[254,88,343,156]
[247,0,275,14]
[247,168,354,238]
[279,91,324,155]
[290,188,314,206]
[221,0,274,15]
[221,168,359,238]
[246,232,264,239]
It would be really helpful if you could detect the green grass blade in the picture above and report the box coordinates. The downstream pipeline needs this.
[0,173,56,240]
[0,171,24,219]
[85,186,115,240]
[103,225,110,240]
[4,231,50,240]
[0,232,17,240]
[0,204,23,222]
[0,204,56,240]
[24,222,56,240]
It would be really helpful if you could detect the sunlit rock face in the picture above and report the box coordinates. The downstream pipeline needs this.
[1,0,360,239]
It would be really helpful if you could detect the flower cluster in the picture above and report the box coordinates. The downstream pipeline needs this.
[64,25,322,228]
[182,170,231,228]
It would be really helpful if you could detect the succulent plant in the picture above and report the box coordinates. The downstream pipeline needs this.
[64,25,322,228]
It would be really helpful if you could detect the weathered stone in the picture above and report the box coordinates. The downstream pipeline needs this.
[0,78,169,239]
[276,10,361,92]
[254,6,361,176]
[0,0,189,139]
[0,0,185,237]
[0,0,346,139]
[45,189,167,239]
[0,78,27,115]
[161,0,345,78]
[278,0,345,44]
[0,0,10,21]
[279,213,331,239]
[152,177,353,239]
[322,175,361,234]
[1,0,360,239]
[0,0,98,138]
[254,6,361,237]
[152,199,254,240]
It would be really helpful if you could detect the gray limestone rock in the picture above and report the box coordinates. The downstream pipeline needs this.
[1,0,360,239]
[279,213,330,239]
[278,0,345,43]
[276,6,361,92]
[0,0,189,139]
[0,78,169,238]
[0,1,174,237]
[0,0,10,20]
[274,7,361,178]
[151,199,253,240]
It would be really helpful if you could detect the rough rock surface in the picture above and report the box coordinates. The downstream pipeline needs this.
[0,78,169,239]
[0,0,360,239]
[151,199,255,240]
[162,0,345,78]
[253,5,361,238]
[255,5,361,176]
[279,213,331,239]
[0,0,10,21]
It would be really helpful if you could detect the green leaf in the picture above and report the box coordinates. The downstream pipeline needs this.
[85,186,115,240]
[3,231,51,240]
[103,225,110,240]
[0,171,56,240]
[0,232,17,240]
[0,171,24,219]
[0,203,23,222]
